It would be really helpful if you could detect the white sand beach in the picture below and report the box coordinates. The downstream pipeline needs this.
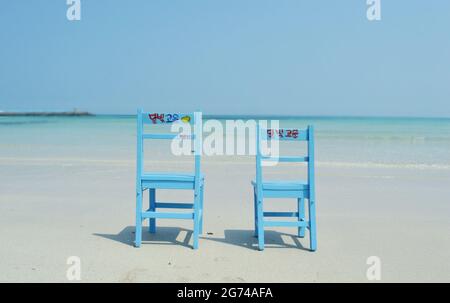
[1,150,449,282]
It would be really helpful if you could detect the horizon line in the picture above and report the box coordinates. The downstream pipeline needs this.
[97,113,450,120]
[1,110,450,120]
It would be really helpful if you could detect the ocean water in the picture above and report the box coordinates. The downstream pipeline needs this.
[1,115,449,169]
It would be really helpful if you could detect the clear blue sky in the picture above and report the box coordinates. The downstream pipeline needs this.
[0,0,449,116]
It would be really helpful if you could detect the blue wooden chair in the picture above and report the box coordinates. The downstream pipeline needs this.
[252,125,317,251]
[135,109,204,249]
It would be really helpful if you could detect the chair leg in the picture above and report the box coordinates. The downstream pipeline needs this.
[193,191,200,250]
[135,190,143,247]
[298,197,305,238]
[199,185,204,234]
[149,189,156,233]
[253,190,258,237]
[257,198,264,251]
[308,198,317,251]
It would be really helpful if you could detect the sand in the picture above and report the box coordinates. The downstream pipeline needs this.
[0,154,449,282]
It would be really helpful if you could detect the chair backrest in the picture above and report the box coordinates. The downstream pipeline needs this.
[136,109,202,184]
[256,124,315,191]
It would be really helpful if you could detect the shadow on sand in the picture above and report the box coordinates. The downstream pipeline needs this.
[93,226,193,248]
[204,229,310,251]
[94,227,309,251]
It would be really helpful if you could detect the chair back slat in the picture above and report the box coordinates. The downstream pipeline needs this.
[142,134,178,140]
[261,156,309,163]
[142,112,194,125]
[142,133,196,140]
[261,128,309,141]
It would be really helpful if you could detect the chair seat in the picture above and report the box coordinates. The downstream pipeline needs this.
[141,172,204,182]
[251,180,309,191]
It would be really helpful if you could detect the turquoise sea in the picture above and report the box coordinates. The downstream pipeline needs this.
[1,115,450,169]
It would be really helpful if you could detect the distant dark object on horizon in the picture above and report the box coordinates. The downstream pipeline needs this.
[0,110,94,117]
